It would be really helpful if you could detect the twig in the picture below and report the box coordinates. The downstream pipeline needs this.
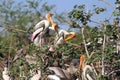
[102,24,106,75]
[89,51,96,59]
[65,41,81,48]
[100,0,114,9]
[89,19,104,25]
[81,26,90,58]
[5,26,27,33]
[108,69,120,76]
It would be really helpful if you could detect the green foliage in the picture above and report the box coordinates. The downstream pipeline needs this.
[0,0,120,79]
[97,75,109,80]
[94,7,106,14]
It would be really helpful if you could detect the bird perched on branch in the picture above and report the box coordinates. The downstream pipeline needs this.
[79,55,96,80]
[32,22,58,46]
[31,13,53,46]
[34,13,54,31]
[49,29,76,52]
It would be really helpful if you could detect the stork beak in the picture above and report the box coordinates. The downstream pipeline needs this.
[49,17,54,24]
[64,33,76,41]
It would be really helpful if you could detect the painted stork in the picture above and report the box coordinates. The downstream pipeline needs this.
[31,22,58,46]
[49,29,76,52]
[34,13,54,30]
[31,13,53,46]
[54,30,76,46]
[79,55,96,80]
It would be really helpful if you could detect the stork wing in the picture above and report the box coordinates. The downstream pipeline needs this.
[48,67,67,79]
[34,21,45,30]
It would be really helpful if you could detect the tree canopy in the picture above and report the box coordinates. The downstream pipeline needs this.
[0,0,120,80]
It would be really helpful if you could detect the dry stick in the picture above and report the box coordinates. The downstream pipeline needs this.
[81,26,90,58]
[65,41,81,48]
[8,33,13,69]
[5,26,27,33]
[100,0,114,9]
[102,24,106,75]
[82,26,98,76]
[108,69,120,76]
[81,26,99,79]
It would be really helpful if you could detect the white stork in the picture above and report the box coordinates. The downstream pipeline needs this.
[2,67,10,80]
[31,22,58,46]
[49,29,76,52]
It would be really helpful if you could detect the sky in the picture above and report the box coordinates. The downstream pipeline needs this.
[43,0,116,21]
[41,0,116,29]
[13,0,118,29]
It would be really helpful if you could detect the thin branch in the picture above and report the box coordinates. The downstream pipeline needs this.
[81,26,90,58]
[89,19,104,25]
[108,69,120,76]
[100,0,114,9]
[65,41,81,48]
[89,51,96,59]
[0,28,6,33]
[5,26,27,33]
[101,24,106,75]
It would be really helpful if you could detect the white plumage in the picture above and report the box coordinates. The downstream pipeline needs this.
[2,67,10,80]
[54,30,76,47]
[32,23,58,46]
[47,75,61,80]
[79,55,96,80]
[30,70,41,80]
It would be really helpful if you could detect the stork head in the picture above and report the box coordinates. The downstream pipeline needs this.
[46,13,52,19]
[52,23,58,34]
[46,13,53,24]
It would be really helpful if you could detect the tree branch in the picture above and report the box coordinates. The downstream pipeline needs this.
[5,26,27,33]
[81,26,90,58]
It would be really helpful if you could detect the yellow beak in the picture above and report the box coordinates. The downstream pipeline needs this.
[49,17,54,25]
[64,33,76,41]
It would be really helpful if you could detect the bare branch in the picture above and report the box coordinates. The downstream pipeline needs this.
[100,0,114,9]
[5,26,27,33]
[81,27,90,58]
[108,69,120,76]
